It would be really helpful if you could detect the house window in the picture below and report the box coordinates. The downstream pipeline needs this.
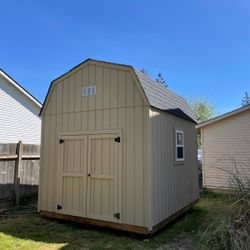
[176,130,184,161]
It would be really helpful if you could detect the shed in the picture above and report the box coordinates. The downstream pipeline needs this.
[197,105,250,190]
[38,59,199,234]
[0,69,42,144]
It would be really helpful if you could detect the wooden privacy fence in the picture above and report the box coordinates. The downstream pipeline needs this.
[0,141,40,206]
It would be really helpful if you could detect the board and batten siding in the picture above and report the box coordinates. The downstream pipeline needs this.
[0,77,41,144]
[149,108,199,228]
[201,109,250,189]
[39,62,150,228]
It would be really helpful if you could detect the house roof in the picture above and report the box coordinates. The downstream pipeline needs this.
[0,69,42,109]
[40,58,196,122]
[197,104,250,129]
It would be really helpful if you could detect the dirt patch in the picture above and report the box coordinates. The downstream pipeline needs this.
[157,233,194,250]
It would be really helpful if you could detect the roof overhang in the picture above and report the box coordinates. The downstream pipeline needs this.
[197,104,250,129]
[0,69,42,109]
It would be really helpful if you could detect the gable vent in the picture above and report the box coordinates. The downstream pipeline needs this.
[82,86,96,96]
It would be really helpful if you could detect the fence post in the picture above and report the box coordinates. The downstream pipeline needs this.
[14,141,23,205]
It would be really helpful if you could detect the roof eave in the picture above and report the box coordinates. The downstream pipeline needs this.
[197,104,250,129]
[0,69,42,109]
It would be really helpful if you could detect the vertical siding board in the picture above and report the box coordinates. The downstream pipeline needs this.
[47,114,56,211]
[134,84,143,106]
[118,108,126,224]
[126,72,134,107]
[118,71,126,108]
[56,82,62,114]
[81,112,88,131]
[69,75,75,112]
[62,79,69,113]
[75,71,81,113]
[88,111,96,131]
[110,69,118,108]
[81,66,88,111]
[88,65,96,110]
[134,106,144,226]
[103,68,110,109]
[95,66,103,110]
[126,107,135,224]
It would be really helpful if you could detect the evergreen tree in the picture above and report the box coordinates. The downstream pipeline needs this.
[156,72,167,87]
[140,68,148,75]
[242,91,250,107]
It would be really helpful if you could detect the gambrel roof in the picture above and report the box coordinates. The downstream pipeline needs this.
[41,59,196,122]
[135,70,196,122]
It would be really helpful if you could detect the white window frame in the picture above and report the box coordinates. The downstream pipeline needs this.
[175,129,184,162]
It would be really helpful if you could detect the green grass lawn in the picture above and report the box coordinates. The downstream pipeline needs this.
[0,191,231,250]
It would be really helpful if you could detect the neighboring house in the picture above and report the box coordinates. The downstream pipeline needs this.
[0,69,42,144]
[38,59,199,235]
[197,105,250,189]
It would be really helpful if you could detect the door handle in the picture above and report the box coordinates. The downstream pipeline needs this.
[88,173,91,177]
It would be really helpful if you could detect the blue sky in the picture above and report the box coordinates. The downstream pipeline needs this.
[0,1,249,114]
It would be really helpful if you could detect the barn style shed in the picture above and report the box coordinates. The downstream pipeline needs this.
[39,59,199,234]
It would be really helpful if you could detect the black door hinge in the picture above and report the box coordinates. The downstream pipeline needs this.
[59,139,64,144]
[114,137,120,143]
[114,213,120,219]
[57,204,62,210]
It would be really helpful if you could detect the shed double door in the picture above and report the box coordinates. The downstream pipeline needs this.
[58,133,120,223]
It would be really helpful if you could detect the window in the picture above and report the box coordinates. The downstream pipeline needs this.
[176,130,184,161]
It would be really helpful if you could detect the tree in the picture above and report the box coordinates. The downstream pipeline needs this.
[242,91,250,107]
[156,72,167,87]
[140,68,148,75]
[189,97,215,123]
[189,97,216,149]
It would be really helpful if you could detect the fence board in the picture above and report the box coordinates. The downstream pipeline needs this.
[0,142,40,206]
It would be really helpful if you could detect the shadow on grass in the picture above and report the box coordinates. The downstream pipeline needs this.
[0,199,210,249]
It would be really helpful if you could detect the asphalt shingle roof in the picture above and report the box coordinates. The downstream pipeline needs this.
[135,70,196,123]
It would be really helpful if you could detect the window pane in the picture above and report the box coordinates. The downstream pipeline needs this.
[177,132,183,145]
[177,147,183,159]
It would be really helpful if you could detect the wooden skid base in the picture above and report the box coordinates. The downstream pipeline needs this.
[40,210,149,235]
[151,199,199,234]
[40,199,199,235]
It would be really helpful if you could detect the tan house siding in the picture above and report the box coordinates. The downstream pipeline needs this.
[202,109,250,189]
[149,108,199,228]
[39,63,149,228]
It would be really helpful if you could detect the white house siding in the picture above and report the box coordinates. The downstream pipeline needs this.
[0,76,41,144]
[201,109,250,189]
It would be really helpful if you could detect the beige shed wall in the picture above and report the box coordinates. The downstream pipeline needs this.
[38,62,149,228]
[149,108,199,228]
[201,109,250,189]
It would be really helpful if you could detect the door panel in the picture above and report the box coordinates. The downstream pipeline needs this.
[58,136,87,217]
[87,134,119,222]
